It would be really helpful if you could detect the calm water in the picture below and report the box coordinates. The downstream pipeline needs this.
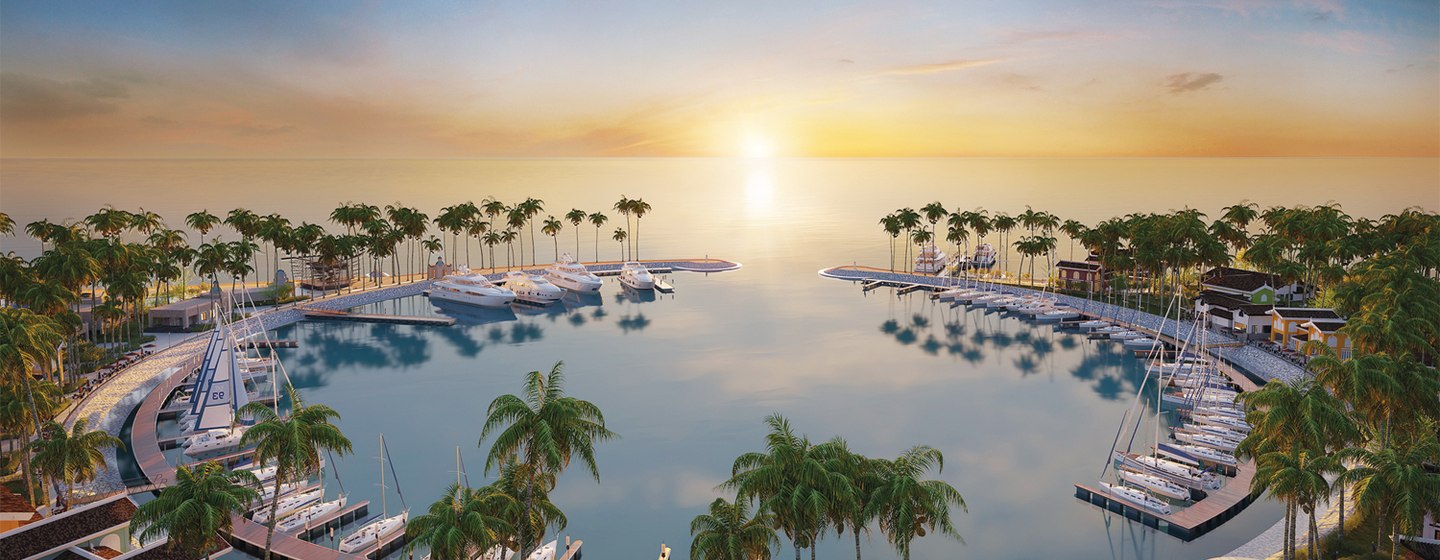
[4,158,1438,559]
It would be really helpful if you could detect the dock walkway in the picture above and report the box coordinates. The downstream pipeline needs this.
[302,308,456,326]
[819,265,1296,542]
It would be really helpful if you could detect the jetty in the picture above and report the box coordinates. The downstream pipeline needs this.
[819,265,1272,541]
[302,308,455,326]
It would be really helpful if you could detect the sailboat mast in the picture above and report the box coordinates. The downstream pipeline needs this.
[380,433,387,517]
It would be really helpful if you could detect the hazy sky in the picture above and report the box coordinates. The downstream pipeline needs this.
[1,0,1436,158]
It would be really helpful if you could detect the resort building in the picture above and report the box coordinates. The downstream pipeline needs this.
[1056,255,1105,291]
[1193,290,1276,337]
[1200,266,1308,305]
[0,494,218,560]
[0,488,40,532]
[1267,307,1345,352]
[1300,318,1351,358]
[146,297,224,331]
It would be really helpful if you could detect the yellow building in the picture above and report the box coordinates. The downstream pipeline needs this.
[1301,320,1351,358]
[1267,307,1344,352]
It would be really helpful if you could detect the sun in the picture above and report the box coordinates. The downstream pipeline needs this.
[741,133,776,159]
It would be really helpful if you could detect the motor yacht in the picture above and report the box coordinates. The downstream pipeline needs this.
[543,254,603,292]
[618,262,656,290]
[430,273,517,308]
[967,243,998,270]
[913,243,949,275]
[183,426,247,457]
[502,271,564,305]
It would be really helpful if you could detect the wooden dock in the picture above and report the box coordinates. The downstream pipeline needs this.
[241,339,298,349]
[1075,457,1256,541]
[302,308,455,326]
[655,280,675,293]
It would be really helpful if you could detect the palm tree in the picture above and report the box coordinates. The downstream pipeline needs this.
[724,414,851,560]
[488,458,567,554]
[612,228,628,261]
[1339,426,1440,560]
[479,362,617,558]
[629,198,652,260]
[1060,219,1086,261]
[878,215,901,272]
[587,213,609,262]
[238,385,353,560]
[506,208,528,268]
[815,438,884,560]
[131,462,259,558]
[565,209,587,258]
[465,215,488,269]
[1251,448,1336,560]
[29,418,124,510]
[0,378,61,507]
[500,229,518,270]
[895,208,921,273]
[690,496,779,560]
[866,445,966,560]
[518,198,545,266]
[436,204,468,266]
[991,213,1017,281]
[541,216,563,262]
[405,482,516,560]
[483,231,502,271]
[945,212,969,270]
[614,196,633,259]
[186,211,221,246]
[920,202,947,241]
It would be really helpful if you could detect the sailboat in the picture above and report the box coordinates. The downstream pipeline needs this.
[277,494,348,533]
[1098,482,1171,515]
[339,434,410,554]
[252,488,324,523]
[1115,467,1190,500]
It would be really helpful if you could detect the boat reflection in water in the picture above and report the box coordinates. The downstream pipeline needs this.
[430,299,518,326]
[615,284,658,304]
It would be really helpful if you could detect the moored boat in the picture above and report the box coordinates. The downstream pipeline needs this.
[543,254,603,292]
[503,271,564,305]
[618,262,656,290]
[430,273,517,308]
[1099,481,1172,515]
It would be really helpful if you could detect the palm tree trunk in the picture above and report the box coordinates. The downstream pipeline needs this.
[854,526,863,560]
[794,542,802,560]
[21,448,36,510]
[263,469,285,560]
[634,218,640,261]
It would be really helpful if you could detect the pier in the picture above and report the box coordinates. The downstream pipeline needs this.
[242,339,299,349]
[1074,461,1258,541]
[302,308,456,326]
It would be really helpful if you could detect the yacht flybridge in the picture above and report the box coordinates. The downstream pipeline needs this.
[544,254,603,292]
[430,272,517,308]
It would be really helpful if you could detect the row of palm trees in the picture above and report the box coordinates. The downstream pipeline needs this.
[692,414,966,560]
[1234,209,1439,560]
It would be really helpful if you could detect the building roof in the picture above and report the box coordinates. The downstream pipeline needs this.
[0,495,137,560]
[1201,266,1280,293]
[1056,260,1102,271]
[1195,289,1251,310]
[148,296,220,314]
[1269,307,1343,321]
[1208,308,1234,320]
[1303,320,1348,333]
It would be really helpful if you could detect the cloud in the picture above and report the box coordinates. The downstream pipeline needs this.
[1163,72,1224,93]
[881,58,1006,76]
[0,72,130,121]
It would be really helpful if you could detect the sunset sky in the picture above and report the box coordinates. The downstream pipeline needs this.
[1,0,1436,158]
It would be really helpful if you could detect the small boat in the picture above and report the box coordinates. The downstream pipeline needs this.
[1041,308,1080,321]
[1183,423,1248,443]
[1099,481,1171,515]
[338,510,407,553]
[277,495,347,533]
[256,481,305,503]
[984,296,1014,309]
[935,286,970,301]
[1174,431,1239,453]
[430,273,517,308]
[544,254,603,292]
[1171,443,1238,466]
[618,262,656,290]
[1095,325,1127,334]
[252,488,324,523]
[478,544,516,560]
[183,426,248,456]
[526,540,558,560]
[913,243,949,274]
[1117,468,1190,500]
[1110,330,1145,341]
[1117,451,1221,490]
[1123,337,1158,350]
[1079,319,1110,330]
[503,271,564,305]
[1194,414,1251,433]
[1193,405,1246,420]
[967,243,998,270]
[339,433,409,553]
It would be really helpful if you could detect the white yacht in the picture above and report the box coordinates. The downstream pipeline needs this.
[544,254,603,292]
[256,481,305,503]
[252,488,324,523]
[1099,482,1171,515]
[1118,451,1222,489]
[1123,336,1158,350]
[1040,307,1080,322]
[278,495,348,533]
[479,545,515,560]
[1174,431,1239,453]
[502,271,564,305]
[1110,330,1145,341]
[1194,414,1251,433]
[618,262,656,290]
[338,510,408,553]
[1184,423,1248,443]
[968,243,998,270]
[183,426,248,457]
[526,540,558,560]
[1079,319,1110,330]
[1116,468,1190,500]
[913,243,949,275]
[1171,443,1238,466]
[430,273,517,308]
